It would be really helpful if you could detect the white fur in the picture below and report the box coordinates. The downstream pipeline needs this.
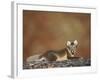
[26,55,47,63]
[74,40,78,45]
[26,55,40,62]
[67,41,71,46]
[39,57,47,61]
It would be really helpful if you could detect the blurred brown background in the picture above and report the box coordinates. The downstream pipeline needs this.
[23,10,91,62]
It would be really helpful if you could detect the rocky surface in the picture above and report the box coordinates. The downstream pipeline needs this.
[23,58,90,69]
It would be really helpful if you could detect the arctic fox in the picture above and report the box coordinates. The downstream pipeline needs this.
[39,40,78,61]
[26,40,78,62]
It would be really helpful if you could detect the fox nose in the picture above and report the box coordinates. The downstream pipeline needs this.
[71,51,74,54]
[72,52,74,55]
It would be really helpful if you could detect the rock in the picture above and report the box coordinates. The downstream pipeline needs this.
[23,58,91,69]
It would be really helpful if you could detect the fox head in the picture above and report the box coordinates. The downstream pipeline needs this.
[65,40,78,57]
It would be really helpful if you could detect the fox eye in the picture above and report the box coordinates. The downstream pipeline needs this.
[42,59,45,61]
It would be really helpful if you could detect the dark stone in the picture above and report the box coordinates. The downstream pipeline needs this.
[23,58,91,69]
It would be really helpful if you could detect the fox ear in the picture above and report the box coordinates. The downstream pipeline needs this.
[74,40,78,45]
[66,41,71,46]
